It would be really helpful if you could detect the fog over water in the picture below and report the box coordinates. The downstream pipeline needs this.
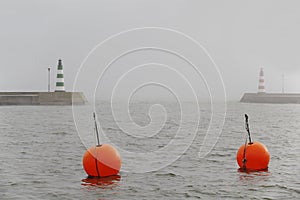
[1,2,300,199]
[1,0,300,101]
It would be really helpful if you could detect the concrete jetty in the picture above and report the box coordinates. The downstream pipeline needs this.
[0,59,87,105]
[240,68,300,104]
[0,92,87,105]
[240,93,300,104]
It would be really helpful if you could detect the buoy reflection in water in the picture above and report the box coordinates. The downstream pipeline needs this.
[81,175,121,189]
[238,169,270,183]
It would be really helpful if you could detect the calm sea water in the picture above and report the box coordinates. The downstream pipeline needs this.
[0,102,299,199]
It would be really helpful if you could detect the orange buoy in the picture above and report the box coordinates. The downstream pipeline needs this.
[83,144,121,177]
[236,141,270,170]
[237,114,270,171]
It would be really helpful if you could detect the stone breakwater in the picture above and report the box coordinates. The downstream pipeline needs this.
[240,93,300,104]
[0,92,87,105]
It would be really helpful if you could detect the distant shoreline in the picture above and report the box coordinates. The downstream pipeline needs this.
[0,92,87,105]
[240,93,300,104]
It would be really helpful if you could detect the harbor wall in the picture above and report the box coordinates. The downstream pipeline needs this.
[240,93,300,104]
[0,92,87,105]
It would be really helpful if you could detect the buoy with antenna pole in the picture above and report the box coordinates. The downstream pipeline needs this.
[82,113,121,177]
[236,114,270,171]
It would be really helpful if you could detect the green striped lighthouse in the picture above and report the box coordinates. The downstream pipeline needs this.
[55,59,65,92]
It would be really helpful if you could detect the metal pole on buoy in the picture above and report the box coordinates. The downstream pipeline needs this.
[93,112,101,146]
[242,114,252,169]
[245,114,252,144]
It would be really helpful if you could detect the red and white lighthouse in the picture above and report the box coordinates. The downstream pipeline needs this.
[258,68,266,93]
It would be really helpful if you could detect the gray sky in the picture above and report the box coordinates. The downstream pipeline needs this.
[1,0,300,101]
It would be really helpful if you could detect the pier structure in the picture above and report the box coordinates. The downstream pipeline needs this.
[240,68,300,104]
[0,59,87,105]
